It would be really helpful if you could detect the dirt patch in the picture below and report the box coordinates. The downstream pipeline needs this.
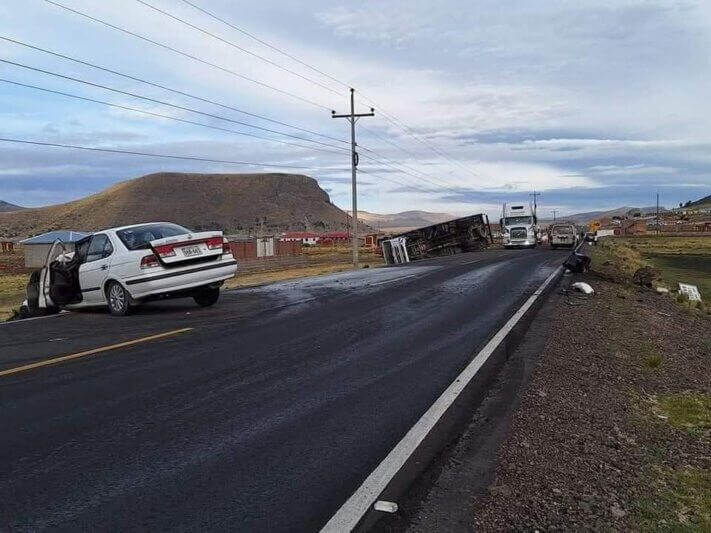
[224,260,382,289]
[404,246,710,532]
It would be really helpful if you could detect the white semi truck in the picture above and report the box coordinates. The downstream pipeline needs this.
[500,202,540,248]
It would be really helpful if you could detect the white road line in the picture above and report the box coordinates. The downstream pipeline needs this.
[368,274,417,287]
[320,265,563,532]
[461,258,481,265]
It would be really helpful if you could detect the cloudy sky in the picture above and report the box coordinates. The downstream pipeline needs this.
[1,0,710,218]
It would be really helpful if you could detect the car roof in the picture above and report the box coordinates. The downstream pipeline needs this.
[104,222,185,233]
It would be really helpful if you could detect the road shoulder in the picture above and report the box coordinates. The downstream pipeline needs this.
[397,253,711,531]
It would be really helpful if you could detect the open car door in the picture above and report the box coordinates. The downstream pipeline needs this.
[77,233,114,305]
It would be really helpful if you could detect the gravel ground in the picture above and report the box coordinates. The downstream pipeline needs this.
[405,268,710,532]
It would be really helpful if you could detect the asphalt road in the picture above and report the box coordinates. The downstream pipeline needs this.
[0,248,566,532]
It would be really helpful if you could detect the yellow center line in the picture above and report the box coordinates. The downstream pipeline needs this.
[0,327,193,378]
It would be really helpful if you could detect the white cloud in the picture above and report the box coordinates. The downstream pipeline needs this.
[1,0,710,213]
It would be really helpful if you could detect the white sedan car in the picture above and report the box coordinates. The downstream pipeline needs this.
[30,222,237,316]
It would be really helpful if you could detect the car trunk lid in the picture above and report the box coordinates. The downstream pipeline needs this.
[149,231,226,265]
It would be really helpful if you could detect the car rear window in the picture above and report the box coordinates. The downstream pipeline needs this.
[117,223,191,250]
[553,225,574,234]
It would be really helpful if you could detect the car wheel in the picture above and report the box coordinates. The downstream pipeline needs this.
[106,281,132,316]
[194,287,220,307]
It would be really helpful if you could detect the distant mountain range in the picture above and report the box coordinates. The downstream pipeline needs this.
[349,210,455,232]
[541,206,668,224]
[0,200,24,213]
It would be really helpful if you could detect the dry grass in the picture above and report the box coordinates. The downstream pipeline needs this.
[616,235,711,256]
[0,273,27,320]
[592,237,711,305]
[591,238,647,280]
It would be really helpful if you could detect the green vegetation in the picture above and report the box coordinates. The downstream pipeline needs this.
[616,236,711,256]
[591,236,711,312]
[0,273,27,320]
[591,238,646,280]
[656,393,711,430]
[637,467,711,532]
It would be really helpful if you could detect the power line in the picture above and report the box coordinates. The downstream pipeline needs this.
[0,78,347,156]
[0,137,350,171]
[357,168,432,195]
[134,0,343,98]
[178,0,351,91]
[172,0,483,186]
[38,2,489,196]
[1,64,457,196]
[171,0,488,190]
[135,1,466,198]
[0,35,348,145]
[356,91,488,180]
[0,59,350,154]
[43,0,331,110]
[357,124,466,192]
[357,151,461,195]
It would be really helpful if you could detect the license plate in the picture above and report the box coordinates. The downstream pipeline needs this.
[182,245,202,257]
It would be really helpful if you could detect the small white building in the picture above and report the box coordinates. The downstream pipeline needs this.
[20,230,90,268]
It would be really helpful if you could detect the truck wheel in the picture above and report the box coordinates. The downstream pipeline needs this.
[194,287,220,307]
[106,281,132,316]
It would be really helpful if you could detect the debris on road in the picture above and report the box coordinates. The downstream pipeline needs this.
[571,281,595,294]
[562,251,591,273]
[374,501,399,514]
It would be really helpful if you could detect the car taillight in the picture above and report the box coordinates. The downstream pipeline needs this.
[153,244,176,258]
[141,254,159,269]
[206,236,223,250]
[222,237,231,254]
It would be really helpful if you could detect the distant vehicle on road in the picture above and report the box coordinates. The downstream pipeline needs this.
[26,222,237,316]
[584,231,598,243]
[550,223,579,249]
[500,202,539,248]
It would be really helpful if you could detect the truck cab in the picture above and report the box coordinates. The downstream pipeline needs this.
[500,203,538,248]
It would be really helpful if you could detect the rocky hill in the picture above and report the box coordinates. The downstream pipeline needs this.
[687,194,711,209]
[0,172,368,238]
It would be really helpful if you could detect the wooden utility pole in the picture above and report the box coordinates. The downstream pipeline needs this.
[331,88,374,267]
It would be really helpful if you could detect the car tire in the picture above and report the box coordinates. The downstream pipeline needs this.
[106,281,132,316]
[194,287,220,307]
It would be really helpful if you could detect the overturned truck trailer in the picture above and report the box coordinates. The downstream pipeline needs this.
[382,214,493,265]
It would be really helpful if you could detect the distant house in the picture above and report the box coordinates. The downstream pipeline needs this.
[621,220,647,235]
[20,230,91,268]
[319,231,351,246]
[280,231,320,245]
